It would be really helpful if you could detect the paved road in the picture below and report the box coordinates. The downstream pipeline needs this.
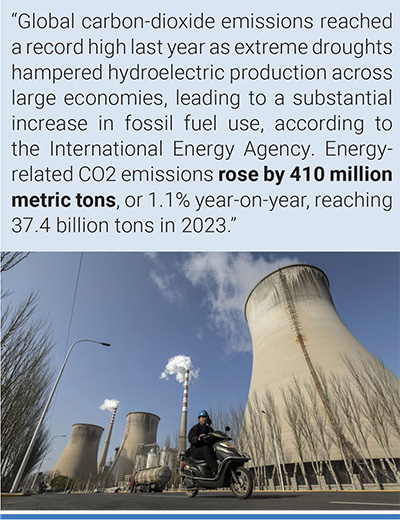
[2,490,399,511]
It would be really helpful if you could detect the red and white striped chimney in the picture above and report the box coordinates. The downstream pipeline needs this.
[178,369,190,454]
[98,406,117,471]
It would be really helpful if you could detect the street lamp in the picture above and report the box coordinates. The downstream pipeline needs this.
[10,339,110,493]
[30,435,66,491]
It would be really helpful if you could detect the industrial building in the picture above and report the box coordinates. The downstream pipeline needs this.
[49,412,177,491]
[51,423,103,482]
[241,264,399,489]
[110,412,160,483]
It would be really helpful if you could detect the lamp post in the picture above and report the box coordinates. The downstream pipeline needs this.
[30,435,66,491]
[10,339,110,493]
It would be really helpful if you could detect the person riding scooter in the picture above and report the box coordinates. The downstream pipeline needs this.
[38,481,47,494]
[181,424,253,499]
[188,410,218,475]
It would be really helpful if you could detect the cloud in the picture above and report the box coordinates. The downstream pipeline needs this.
[148,253,298,354]
[160,355,200,383]
[149,270,182,303]
[182,253,298,353]
[194,327,204,341]
[144,252,158,261]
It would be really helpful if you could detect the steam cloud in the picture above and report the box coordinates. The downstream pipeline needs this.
[160,355,200,383]
[99,399,119,412]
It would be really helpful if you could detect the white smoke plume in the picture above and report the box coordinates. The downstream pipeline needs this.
[148,253,298,354]
[160,355,200,383]
[99,399,119,412]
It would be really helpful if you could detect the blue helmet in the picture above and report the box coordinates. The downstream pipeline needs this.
[198,410,209,418]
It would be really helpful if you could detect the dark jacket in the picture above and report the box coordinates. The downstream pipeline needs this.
[188,422,214,448]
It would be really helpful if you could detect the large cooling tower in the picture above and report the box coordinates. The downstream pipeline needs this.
[51,424,104,481]
[243,264,399,466]
[111,412,160,480]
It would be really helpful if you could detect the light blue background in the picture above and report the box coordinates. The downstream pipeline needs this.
[1,0,399,251]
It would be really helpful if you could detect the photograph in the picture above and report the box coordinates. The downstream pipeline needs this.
[1,251,399,511]
[2,0,399,516]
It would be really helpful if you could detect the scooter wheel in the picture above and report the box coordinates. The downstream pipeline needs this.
[230,467,253,499]
[184,487,199,498]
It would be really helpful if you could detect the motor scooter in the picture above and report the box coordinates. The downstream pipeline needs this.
[180,428,253,499]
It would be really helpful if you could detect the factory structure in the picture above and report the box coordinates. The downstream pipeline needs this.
[50,412,178,491]
[51,424,104,482]
[241,264,399,489]
[178,369,190,455]
[109,412,160,481]
[47,263,398,491]
[98,405,118,473]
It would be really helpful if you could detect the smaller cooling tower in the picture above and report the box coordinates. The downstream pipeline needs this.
[51,424,104,481]
[111,412,160,479]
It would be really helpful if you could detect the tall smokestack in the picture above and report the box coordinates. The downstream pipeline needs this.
[178,369,190,454]
[98,406,117,471]
[160,355,199,455]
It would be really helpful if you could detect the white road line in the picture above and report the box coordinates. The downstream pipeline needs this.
[330,501,399,507]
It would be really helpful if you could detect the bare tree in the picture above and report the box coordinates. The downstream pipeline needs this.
[163,435,171,450]
[207,403,229,431]
[208,400,245,441]
[343,355,400,483]
[246,394,271,488]
[239,396,265,488]
[282,384,311,489]
[1,252,29,273]
[262,390,290,489]
[286,379,323,486]
[328,374,381,487]
[228,401,246,447]
[304,381,342,489]
[1,278,54,490]
[355,356,400,439]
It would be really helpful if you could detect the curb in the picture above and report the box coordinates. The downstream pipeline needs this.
[1,492,31,497]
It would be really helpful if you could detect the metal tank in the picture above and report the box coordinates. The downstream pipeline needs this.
[146,446,159,469]
[130,466,171,492]
[51,423,104,481]
[160,447,178,469]
[242,264,399,468]
[111,412,160,480]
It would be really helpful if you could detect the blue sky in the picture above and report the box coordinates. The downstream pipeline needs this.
[2,251,399,473]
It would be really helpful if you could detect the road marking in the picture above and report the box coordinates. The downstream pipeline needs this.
[330,501,399,507]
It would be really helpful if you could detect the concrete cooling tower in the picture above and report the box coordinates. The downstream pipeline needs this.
[51,424,104,481]
[111,412,160,480]
[243,264,399,474]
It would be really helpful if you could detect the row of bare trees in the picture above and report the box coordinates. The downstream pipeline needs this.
[206,356,399,490]
[1,253,54,491]
[237,356,400,489]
